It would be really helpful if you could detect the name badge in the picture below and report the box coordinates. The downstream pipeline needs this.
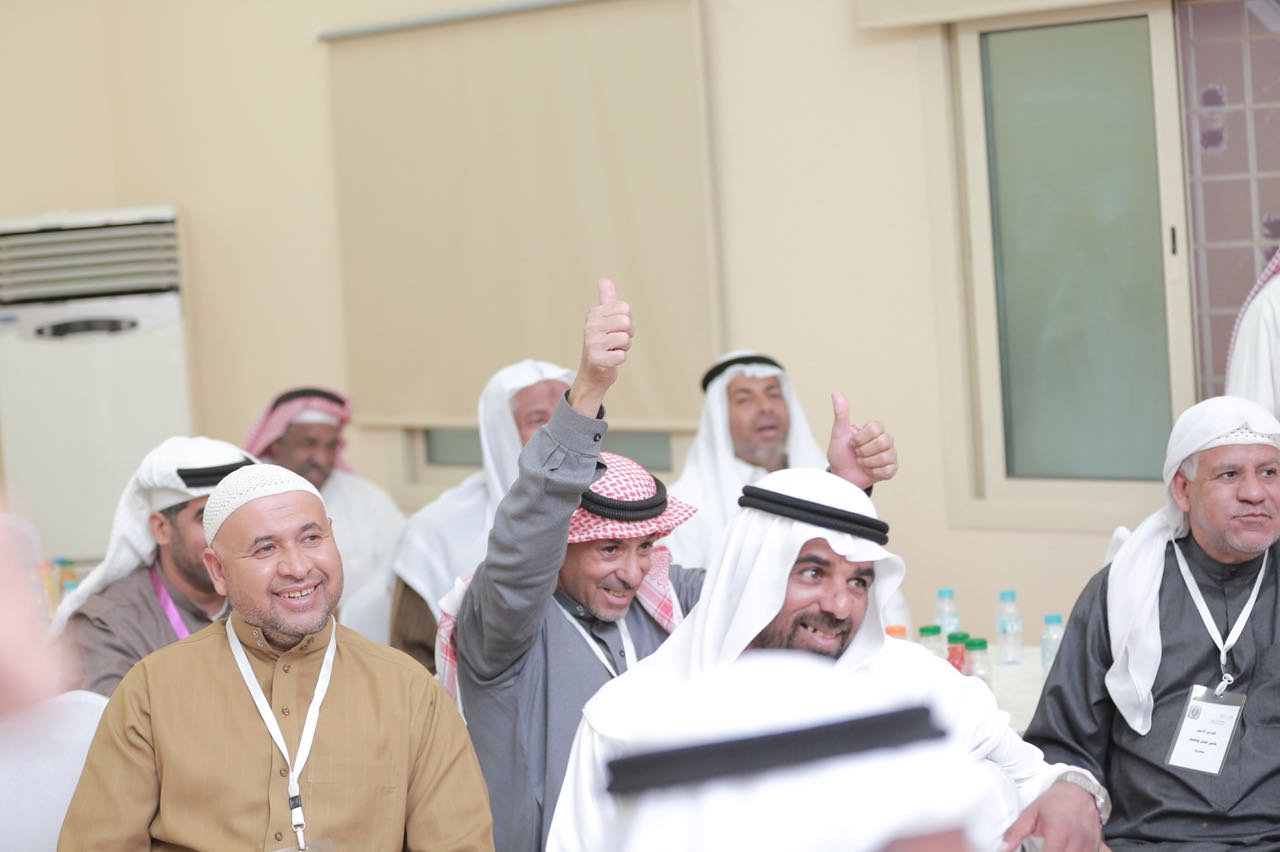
[1165,685,1245,776]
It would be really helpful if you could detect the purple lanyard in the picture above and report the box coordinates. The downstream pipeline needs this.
[149,564,191,640]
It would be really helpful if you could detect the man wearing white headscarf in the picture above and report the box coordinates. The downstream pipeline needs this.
[59,463,493,851]
[1225,250,1280,416]
[568,653,1001,852]
[0,510,107,852]
[551,468,1107,852]
[389,359,572,670]
[664,351,913,628]
[244,386,407,642]
[51,436,254,696]
[1027,395,1280,850]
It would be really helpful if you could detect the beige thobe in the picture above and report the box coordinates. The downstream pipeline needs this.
[59,614,493,851]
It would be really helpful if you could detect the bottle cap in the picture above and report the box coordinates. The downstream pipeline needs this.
[946,631,969,644]
[999,589,1016,601]
[937,587,955,599]
[885,624,907,639]
[1045,614,1063,625]
[918,624,942,636]
[965,637,988,650]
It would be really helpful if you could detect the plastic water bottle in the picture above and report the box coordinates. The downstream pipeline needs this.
[995,589,1023,665]
[935,587,961,634]
[918,624,946,659]
[946,631,969,672]
[1041,614,1065,670]
[964,637,992,686]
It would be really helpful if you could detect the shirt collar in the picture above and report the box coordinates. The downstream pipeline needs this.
[227,610,335,660]
[1179,533,1268,583]
[152,560,216,622]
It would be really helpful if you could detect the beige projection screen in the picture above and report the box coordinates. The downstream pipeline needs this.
[325,0,716,427]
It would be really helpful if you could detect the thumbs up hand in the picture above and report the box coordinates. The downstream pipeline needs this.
[568,278,633,417]
[826,390,898,489]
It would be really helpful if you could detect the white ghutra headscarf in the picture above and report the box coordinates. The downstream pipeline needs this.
[392,359,573,616]
[666,351,826,569]
[50,437,254,635]
[1106,396,1280,734]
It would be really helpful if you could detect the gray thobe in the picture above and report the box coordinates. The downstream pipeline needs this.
[1026,535,1280,850]
[68,564,215,696]
[455,399,705,852]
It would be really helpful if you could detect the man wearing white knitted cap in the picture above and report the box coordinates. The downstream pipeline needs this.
[552,468,1106,852]
[389,358,572,670]
[59,463,494,851]
[52,435,254,696]
[1027,395,1280,850]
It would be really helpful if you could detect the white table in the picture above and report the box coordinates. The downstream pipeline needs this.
[988,646,1047,733]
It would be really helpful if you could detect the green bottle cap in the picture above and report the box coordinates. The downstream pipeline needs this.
[919,625,942,636]
[965,637,988,650]
[947,632,969,644]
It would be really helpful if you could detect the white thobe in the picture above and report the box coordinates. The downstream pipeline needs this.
[0,690,106,852]
[549,641,1073,852]
[1226,274,1280,418]
[322,468,406,642]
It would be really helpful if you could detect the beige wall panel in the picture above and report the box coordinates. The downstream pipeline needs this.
[700,0,1112,630]
[326,0,715,428]
[94,2,360,442]
[0,0,116,215]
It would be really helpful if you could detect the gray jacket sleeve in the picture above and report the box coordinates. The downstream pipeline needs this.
[1023,567,1116,784]
[455,397,607,681]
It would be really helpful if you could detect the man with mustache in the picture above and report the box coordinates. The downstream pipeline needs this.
[59,464,493,850]
[245,386,406,641]
[662,351,913,628]
[550,468,1109,852]
[51,436,254,696]
[1026,396,1280,850]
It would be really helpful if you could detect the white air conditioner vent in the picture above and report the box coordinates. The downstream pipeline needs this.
[0,206,178,304]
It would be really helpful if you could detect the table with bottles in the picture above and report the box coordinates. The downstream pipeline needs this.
[989,647,1048,734]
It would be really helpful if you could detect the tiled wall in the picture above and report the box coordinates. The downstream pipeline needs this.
[1180,0,1280,395]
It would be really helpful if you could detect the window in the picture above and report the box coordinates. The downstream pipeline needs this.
[944,1,1195,527]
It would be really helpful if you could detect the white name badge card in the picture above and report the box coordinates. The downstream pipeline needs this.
[1165,685,1245,776]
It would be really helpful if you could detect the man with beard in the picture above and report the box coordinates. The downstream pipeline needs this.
[390,359,572,670]
[51,436,254,696]
[550,469,1108,852]
[244,386,406,641]
[1026,396,1280,850]
[662,352,912,629]
[60,463,493,850]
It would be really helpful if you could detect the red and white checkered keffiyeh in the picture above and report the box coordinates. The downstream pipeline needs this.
[1226,248,1280,372]
[436,452,696,705]
[242,387,352,470]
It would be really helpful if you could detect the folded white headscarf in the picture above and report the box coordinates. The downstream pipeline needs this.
[602,653,995,852]
[50,437,254,636]
[1106,396,1280,734]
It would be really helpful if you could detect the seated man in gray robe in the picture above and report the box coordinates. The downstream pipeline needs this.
[50,436,253,696]
[1026,395,1280,850]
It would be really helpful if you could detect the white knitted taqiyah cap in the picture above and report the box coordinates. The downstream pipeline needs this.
[203,464,324,545]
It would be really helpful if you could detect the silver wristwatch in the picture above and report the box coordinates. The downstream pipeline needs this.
[1057,771,1112,825]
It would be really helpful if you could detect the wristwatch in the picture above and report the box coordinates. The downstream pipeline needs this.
[1057,771,1112,825]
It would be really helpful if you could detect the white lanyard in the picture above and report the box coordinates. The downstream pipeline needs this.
[554,600,636,678]
[226,618,337,851]
[1174,544,1267,697]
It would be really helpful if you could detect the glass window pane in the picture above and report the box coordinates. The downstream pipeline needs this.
[424,428,672,471]
[983,16,1172,480]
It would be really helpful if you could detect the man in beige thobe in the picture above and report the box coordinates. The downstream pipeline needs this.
[59,464,493,851]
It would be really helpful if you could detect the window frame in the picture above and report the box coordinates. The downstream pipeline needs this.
[935,0,1196,530]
